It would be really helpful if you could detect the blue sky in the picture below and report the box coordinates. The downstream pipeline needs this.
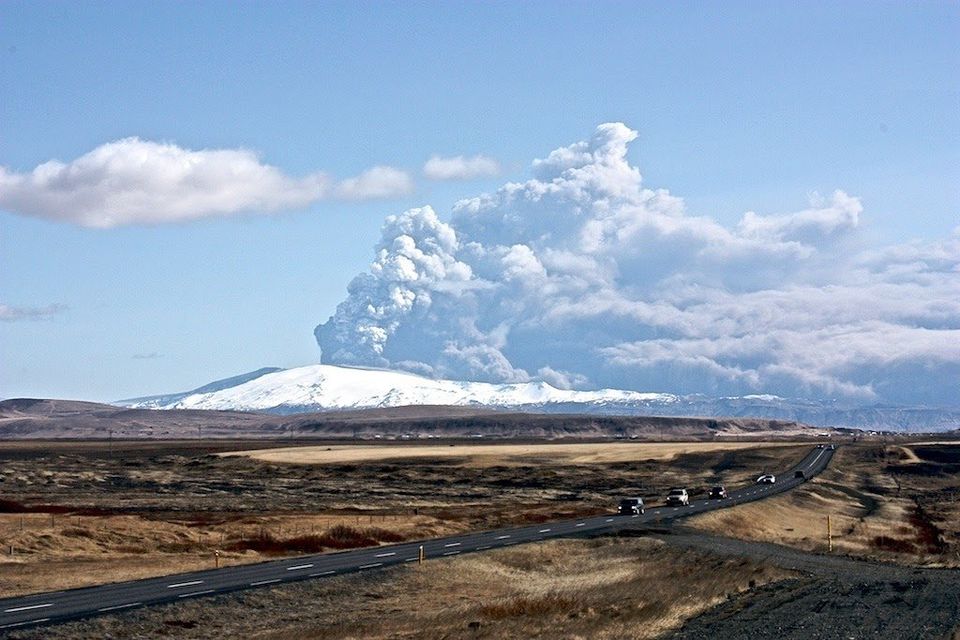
[1,1,958,402]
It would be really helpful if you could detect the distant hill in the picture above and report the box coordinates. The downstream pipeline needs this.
[0,398,817,440]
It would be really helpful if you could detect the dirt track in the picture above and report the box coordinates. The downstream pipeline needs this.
[658,527,960,640]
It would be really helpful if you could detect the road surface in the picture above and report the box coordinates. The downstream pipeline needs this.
[0,445,834,631]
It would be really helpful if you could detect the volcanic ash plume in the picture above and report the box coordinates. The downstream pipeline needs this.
[316,123,960,405]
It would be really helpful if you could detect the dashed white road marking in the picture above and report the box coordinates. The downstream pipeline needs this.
[477,546,491,550]
[178,589,214,598]
[308,570,336,577]
[166,580,203,589]
[575,523,586,527]
[443,551,460,556]
[443,542,461,548]
[375,552,397,557]
[359,562,383,569]
[250,579,281,586]
[495,535,510,540]
[286,564,314,571]
[4,603,52,613]
[538,528,552,533]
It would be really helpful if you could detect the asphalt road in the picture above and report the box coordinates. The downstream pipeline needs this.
[0,445,835,632]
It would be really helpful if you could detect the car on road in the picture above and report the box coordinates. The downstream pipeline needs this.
[756,474,776,484]
[617,497,645,515]
[665,488,690,506]
[708,485,727,499]
[794,470,806,479]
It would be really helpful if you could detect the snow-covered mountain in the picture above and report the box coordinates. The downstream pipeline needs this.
[118,364,960,432]
[119,364,677,414]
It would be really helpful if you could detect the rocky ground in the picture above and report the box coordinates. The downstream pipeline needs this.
[662,526,960,639]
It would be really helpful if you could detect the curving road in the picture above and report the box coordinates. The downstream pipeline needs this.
[0,445,834,632]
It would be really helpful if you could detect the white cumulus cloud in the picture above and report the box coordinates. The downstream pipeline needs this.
[315,123,960,406]
[0,138,413,228]
[423,154,501,181]
[334,165,414,200]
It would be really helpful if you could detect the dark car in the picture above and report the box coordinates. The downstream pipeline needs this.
[794,470,806,479]
[618,497,645,515]
[708,486,727,499]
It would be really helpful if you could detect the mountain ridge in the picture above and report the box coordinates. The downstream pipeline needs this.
[116,364,960,432]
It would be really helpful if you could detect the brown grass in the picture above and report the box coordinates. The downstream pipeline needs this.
[278,537,791,640]
[0,513,457,598]
[220,441,793,466]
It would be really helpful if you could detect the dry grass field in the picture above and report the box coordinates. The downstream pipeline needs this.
[689,442,960,566]
[221,440,790,466]
[0,513,459,598]
[3,537,792,640]
[0,439,809,597]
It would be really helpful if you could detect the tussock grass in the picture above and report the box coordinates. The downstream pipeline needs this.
[225,524,406,555]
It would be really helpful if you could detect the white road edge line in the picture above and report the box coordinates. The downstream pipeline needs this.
[166,580,203,589]
[0,618,50,629]
[477,546,491,550]
[178,589,214,598]
[308,570,336,577]
[250,579,281,586]
[98,602,142,612]
[4,603,53,613]
[359,563,383,569]
[286,564,314,571]
[443,551,460,556]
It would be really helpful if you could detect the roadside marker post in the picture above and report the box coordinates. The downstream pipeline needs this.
[827,515,833,552]
[418,545,425,565]
[215,549,220,568]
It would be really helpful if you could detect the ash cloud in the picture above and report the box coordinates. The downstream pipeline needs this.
[316,123,960,406]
